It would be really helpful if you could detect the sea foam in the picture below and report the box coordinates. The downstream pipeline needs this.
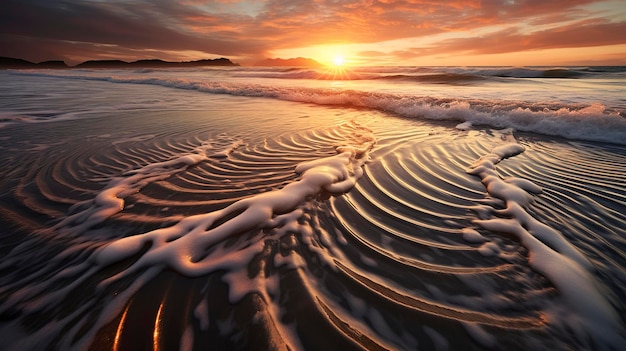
[52,141,238,233]
[93,136,374,275]
[466,133,626,349]
[8,70,626,145]
[0,126,375,350]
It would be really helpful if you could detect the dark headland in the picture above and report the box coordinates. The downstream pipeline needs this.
[0,57,239,69]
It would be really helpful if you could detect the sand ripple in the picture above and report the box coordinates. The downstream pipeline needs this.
[0,121,624,350]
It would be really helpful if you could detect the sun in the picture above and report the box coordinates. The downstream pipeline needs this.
[319,53,355,80]
[332,55,345,66]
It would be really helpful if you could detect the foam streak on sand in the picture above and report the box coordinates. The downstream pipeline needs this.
[53,141,239,233]
[0,127,375,350]
[93,141,374,275]
[92,133,372,350]
[467,132,626,349]
[2,67,625,350]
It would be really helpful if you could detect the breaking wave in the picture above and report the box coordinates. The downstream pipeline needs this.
[6,70,626,145]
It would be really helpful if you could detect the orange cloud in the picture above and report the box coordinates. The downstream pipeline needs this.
[1,0,624,65]
[430,19,626,55]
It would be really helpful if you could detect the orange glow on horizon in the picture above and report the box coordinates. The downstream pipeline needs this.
[273,44,358,67]
[270,42,626,67]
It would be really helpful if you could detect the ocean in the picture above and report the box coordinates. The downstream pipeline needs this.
[0,66,625,350]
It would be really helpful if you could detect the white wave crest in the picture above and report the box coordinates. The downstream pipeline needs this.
[9,70,626,145]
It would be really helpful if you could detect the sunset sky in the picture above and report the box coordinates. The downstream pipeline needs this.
[1,0,625,66]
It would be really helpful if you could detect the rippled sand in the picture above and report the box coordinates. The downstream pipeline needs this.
[0,85,625,350]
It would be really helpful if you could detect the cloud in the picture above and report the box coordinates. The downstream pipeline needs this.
[429,19,626,55]
[0,0,269,63]
[0,0,624,64]
[357,50,389,57]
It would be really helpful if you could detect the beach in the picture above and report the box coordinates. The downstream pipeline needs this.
[0,66,625,350]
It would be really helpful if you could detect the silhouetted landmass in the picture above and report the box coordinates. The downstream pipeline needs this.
[181,58,236,67]
[75,57,238,68]
[37,60,69,69]
[254,57,323,67]
[0,57,37,68]
[0,57,239,69]
[132,59,168,67]
[74,60,129,68]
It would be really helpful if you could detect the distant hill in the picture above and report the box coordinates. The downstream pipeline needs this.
[37,60,69,69]
[75,57,239,68]
[180,58,237,67]
[0,57,37,68]
[0,57,69,69]
[74,60,128,68]
[254,57,323,67]
[0,57,239,69]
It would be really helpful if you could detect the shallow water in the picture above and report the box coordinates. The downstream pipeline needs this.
[0,71,625,350]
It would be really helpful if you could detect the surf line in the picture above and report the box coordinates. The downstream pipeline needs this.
[466,139,625,348]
